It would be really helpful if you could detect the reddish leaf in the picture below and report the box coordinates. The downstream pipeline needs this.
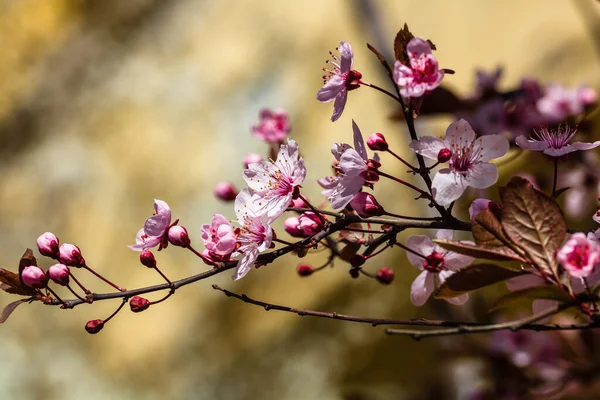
[491,285,571,312]
[434,240,525,262]
[435,263,525,299]
[500,177,566,277]
[393,23,414,64]
[0,299,27,323]
[0,268,36,296]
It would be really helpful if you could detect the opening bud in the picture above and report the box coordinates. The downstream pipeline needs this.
[47,263,70,286]
[437,148,452,163]
[297,212,327,236]
[37,232,60,259]
[243,153,263,168]
[350,254,366,268]
[130,296,151,313]
[140,250,157,268]
[213,181,238,202]
[21,266,48,288]
[284,217,304,238]
[350,192,384,217]
[367,133,388,151]
[168,226,190,248]
[296,264,314,277]
[85,319,104,334]
[289,197,308,209]
[375,268,394,285]
[59,243,86,267]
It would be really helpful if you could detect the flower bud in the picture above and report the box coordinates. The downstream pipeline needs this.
[437,148,452,163]
[59,243,86,267]
[37,232,60,259]
[85,319,104,334]
[367,133,388,151]
[289,197,308,209]
[298,212,326,236]
[284,217,304,238]
[140,250,157,268]
[21,266,48,288]
[375,268,394,285]
[129,296,151,313]
[213,181,238,202]
[350,192,384,217]
[350,254,366,268]
[47,263,70,286]
[168,226,190,247]
[366,159,381,170]
[243,152,263,168]
[296,264,314,277]
[349,268,360,279]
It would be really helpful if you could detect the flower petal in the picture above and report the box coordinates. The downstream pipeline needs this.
[445,119,475,144]
[444,251,475,270]
[432,169,467,205]
[466,163,498,189]
[406,37,432,56]
[405,235,434,268]
[338,41,353,72]
[515,135,549,152]
[476,134,509,162]
[410,270,435,306]
[317,75,345,103]
[409,136,447,160]
[351,120,368,160]
[232,247,259,281]
[331,92,347,122]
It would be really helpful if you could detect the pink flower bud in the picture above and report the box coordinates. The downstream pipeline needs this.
[47,264,70,286]
[289,197,308,209]
[437,148,452,163]
[350,192,384,217]
[366,159,381,169]
[350,254,366,268]
[37,232,60,259]
[59,243,85,267]
[168,225,190,247]
[243,153,263,168]
[213,181,238,202]
[367,133,388,151]
[21,266,48,288]
[375,268,394,285]
[85,319,104,334]
[298,212,326,236]
[284,217,304,238]
[130,296,151,313]
[140,250,157,268]
[297,264,314,277]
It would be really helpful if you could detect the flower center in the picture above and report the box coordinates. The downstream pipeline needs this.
[449,140,482,174]
[423,251,445,272]
[566,242,591,270]
[532,125,577,149]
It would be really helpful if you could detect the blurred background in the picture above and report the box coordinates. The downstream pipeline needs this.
[0,0,599,399]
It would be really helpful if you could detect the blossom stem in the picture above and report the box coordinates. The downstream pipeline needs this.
[273,237,312,249]
[46,286,65,306]
[66,283,92,304]
[552,157,559,197]
[582,278,598,312]
[386,149,418,171]
[377,170,429,197]
[364,243,390,259]
[187,244,214,265]
[359,80,402,103]
[83,265,125,292]
[298,194,327,225]
[69,272,91,294]
[153,266,172,287]
[383,211,441,221]
[149,291,174,306]
[103,298,127,324]
[395,241,426,259]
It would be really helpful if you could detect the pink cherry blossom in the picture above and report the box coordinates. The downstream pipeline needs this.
[406,230,474,306]
[21,266,48,288]
[201,214,237,259]
[297,212,326,236]
[410,119,509,205]
[242,139,306,221]
[556,233,600,279]
[232,189,273,280]
[129,199,172,251]
[537,84,597,121]
[251,109,290,143]
[317,41,362,122]
[48,264,70,286]
[37,232,60,259]
[59,243,86,267]
[515,125,600,157]
[393,38,444,98]
[320,121,375,210]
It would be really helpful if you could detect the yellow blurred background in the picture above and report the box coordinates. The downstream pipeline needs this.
[0,1,598,399]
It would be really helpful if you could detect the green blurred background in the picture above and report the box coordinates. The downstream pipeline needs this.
[0,1,598,399]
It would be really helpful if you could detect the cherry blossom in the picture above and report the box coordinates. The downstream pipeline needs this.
[537,84,597,121]
[393,38,444,98]
[410,119,509,205]
[556,233,600,279]
[232,189,273,280]
[406,230,474,306]
[320,121,377,210]
[317,41,362,122]
[251,108,291,143]
[37,232,60,259]
[21,266,48,289]
[516,125,600,157]
[129,199,172,251]
[349,192,384,217]
[242,139,306,221]
[201,214,237,260]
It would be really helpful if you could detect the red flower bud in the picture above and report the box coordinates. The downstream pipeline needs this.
[140,250,157,268]
[85,319,104,334]
[168,226,190,247]
[21,266,48,288]
[350,192,384,217]
[437,148,452,163]
[129,296,151,313]
[47,263,70,286]
[367,133,388,151]
[375,268,394,285]
[297,264,314,277]
[37,232,60,259]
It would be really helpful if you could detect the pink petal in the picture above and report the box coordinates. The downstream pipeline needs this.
[515,135,549,152]
[445,119,475,144]
[432,169,467,206]
[331,92,347,122]
[444,251,474,270]
[476,134,509,162]
[351,120,368,160]
[232,248,259,280]
[445,293,470,305]
[317,74,345,103]
[405,235,435,268]
[469,198,493,220]
[570,141,600,152]
[338,41,353,72]
[406,37,432,56]
[329,175,364,210]
[339,148,367,176]
[410,270,435,306]
[435,229,454,241]
[409,136,447,161]
[467,163,498,189]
